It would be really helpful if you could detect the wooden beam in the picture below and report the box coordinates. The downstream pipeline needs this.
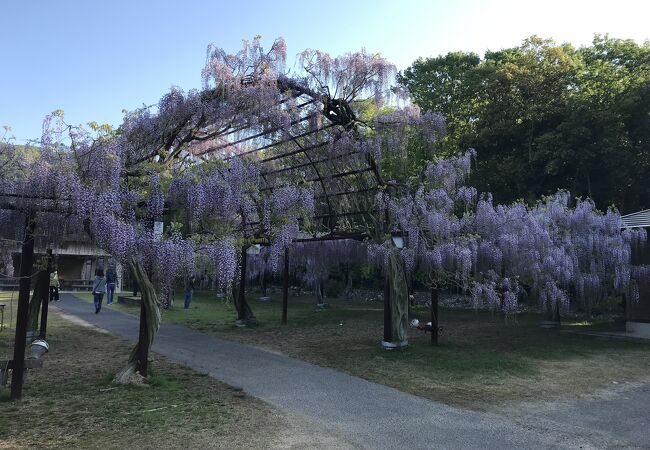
[11,215,35,400]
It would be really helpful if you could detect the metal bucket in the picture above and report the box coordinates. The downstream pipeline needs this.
[30,339,49,359]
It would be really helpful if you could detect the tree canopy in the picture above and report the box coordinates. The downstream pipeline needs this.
[398,35,650,213]
[0,36,648,381]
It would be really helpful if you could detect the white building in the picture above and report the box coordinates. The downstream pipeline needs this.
[621,209,650,339]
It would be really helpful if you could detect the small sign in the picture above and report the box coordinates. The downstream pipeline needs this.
[153,221,164,240]
[391,236,404,249]
[246,244,261,255]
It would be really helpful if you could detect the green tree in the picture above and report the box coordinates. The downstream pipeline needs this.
[398,51,482,155]
[399,35,650,212]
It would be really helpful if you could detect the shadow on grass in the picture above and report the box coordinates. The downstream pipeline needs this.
[71,290,650,408]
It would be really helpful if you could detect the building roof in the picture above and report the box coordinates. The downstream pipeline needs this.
[621,209,650,229]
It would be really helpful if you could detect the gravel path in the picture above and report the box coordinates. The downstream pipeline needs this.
[52,294,648,449]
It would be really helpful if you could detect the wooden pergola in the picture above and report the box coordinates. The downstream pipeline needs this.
[0,73,403,399]
[182,76,386,239]
[174,75,390,327]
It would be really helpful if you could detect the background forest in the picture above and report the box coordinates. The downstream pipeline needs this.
[399,35,650,213]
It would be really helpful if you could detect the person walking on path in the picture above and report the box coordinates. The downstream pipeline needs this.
[106,266,118,305]
[184,275,195,309]
[92,268,107,314]
[49,270,60,302]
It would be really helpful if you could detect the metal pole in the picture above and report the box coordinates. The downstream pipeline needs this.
[38,249,52,339]
[11,216,35,400]
[281,248,289,325]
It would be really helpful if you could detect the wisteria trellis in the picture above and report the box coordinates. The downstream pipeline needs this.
[0,36,648,381]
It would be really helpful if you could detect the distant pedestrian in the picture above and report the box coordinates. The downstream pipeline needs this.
[184,275,195,309]
[131,264,140,297]
[92,268,107,314]
[106,266,118,305]
[49,270,60,302]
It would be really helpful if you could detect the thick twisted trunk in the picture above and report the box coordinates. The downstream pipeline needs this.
[383,249,409,348]
[316,282,325,305]
[235,248,255,324]
[114,257,161,384]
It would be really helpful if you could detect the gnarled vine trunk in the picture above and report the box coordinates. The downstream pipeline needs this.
[384,249,408,347]
[235,247,255,324]
[114,257,161,384]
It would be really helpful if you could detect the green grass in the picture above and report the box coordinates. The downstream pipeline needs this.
[72,289,650,409]
[76,289,364,329]
[0,299,343,449]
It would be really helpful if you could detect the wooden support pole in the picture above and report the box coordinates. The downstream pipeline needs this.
[237,247,248,320]
[281,248,289,325]
[261,271,267,297]
[430,287,439,346]
[11,216,35,400]
[38,249,52,339]
[553,301,561,326]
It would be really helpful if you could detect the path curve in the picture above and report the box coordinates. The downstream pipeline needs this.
[52,294,647,449]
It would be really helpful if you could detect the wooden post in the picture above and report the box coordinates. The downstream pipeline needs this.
[383,272,392,342]
[281,248,289,325]
[237,247,248,320]
[11,216,35,400]
[430,287,439,346]
[38,249,52,339]
[261,270,267,297]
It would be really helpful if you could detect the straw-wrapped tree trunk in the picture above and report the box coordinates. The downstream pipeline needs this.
[114,257,161,384]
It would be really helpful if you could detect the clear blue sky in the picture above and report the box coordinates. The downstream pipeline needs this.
[2,0,649,142]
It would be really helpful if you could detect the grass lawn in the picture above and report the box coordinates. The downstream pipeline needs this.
[74,289,650,410]
[0,293,358,449]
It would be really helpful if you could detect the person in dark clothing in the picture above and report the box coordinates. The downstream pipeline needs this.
[130,264,140,296]
[106,266,118,304]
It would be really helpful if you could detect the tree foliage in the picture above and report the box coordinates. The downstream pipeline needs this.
[399,35,650,212]
[0,36,648,368]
